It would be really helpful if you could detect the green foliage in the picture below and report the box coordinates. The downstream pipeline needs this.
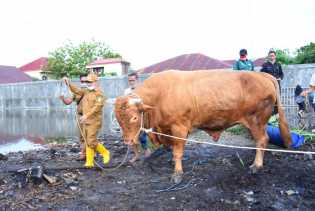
[294,42,315,64]
[226,125,249,135]
[44,40,121,79]
[274,49,295,65]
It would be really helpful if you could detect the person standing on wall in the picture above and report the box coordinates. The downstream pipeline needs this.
[233,49,254,71]
[301,73,315,113]
[260,49,284,91]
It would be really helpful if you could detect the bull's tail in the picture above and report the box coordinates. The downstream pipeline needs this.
[269,76,292,148]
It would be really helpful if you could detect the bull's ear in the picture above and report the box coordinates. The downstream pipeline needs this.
[138,103,154,112]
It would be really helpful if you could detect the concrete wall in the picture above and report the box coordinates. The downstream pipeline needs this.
[0,64,314,110]
[0,75,131,110]
[0,74,149,137]
[281,63,315,88]
[0,65,313,137]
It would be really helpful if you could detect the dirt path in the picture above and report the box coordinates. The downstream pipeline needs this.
[1,131,315,210]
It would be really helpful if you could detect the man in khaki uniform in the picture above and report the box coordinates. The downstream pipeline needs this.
[60,74,87,160]
[64,73,110,167]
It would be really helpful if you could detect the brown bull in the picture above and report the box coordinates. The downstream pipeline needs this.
[114,70,292,183]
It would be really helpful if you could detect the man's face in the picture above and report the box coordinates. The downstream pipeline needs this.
[240,54,247,61]
[86,81,97,90]
[128,76,137,89]
[80,77,88,88]
[269,53,276,62]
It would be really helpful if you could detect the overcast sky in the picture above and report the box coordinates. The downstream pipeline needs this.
[0,0,314,69]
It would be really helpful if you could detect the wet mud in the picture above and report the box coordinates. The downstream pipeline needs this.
[1,132,315,210]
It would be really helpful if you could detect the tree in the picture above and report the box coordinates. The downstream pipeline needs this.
[274,49,294,65]
[43,40,121,79]
[294,42,315,64]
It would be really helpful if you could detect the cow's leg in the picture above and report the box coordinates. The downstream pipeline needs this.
[245,100,273,173]
[170,125,188,184]
[248,125,269,174]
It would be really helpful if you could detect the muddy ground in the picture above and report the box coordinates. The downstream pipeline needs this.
[1,131,315,211]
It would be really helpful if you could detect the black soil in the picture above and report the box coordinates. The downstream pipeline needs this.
[1,133,315,211]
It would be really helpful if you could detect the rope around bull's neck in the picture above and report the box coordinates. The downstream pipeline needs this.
[138,112,315,155]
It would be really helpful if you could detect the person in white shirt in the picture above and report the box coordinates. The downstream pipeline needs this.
[300,73,315,111]
[124,72,137,95]
[301,73,315,97]
[124,72,151,162]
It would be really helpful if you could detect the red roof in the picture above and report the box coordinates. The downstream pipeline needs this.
[0,65,32,84]
[253,57,266,67]
[138,53,231,74]
[87,58,128,66]
[222,60,235,67]
[19,57,48,72]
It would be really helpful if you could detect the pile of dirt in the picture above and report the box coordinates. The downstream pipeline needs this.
[1,132,315,210]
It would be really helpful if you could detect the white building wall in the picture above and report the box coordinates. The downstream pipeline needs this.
[103,63,123,76]
[24,70,42,79]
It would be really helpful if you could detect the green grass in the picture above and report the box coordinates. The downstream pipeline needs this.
[226,125,249,136]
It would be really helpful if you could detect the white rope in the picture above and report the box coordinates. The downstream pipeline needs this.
[141,122,315,155]
[110,110,121,134]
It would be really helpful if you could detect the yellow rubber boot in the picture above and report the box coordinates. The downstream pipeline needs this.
[96,143,110,164]
[84,147,95,168]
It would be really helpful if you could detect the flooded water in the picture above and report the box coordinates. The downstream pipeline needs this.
[0,137,44,154]
[0,99,118,154]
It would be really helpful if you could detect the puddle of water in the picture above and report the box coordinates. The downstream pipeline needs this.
[0,137,44,154]
[0,101,117,154]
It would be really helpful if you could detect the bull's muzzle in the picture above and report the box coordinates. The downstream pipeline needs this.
[124,139,135,146]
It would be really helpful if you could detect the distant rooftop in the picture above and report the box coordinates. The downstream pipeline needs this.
[138,53,231,74]
[19,57,48,72]
[0,65,32,84]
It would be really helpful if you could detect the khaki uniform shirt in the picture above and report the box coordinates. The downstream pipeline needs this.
[69,83,105,126]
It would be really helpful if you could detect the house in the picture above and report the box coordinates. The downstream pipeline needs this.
[253,57,266,67]
[86,58,130,76]
[0,65,32,84]
[138,53,231,74]
[222,60,236,68]
[19,57,48,80]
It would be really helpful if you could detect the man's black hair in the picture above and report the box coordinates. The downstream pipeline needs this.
[239,49,248,56]
[128,72,138,79]
[79,73,88,79]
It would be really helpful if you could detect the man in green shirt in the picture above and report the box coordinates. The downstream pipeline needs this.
[233,49,254,71]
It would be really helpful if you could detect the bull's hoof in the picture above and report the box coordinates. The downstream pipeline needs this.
[171,172,183,184]
[249,164,262,174]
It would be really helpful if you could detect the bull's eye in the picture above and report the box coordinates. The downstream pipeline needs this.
[130,116,138,123]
